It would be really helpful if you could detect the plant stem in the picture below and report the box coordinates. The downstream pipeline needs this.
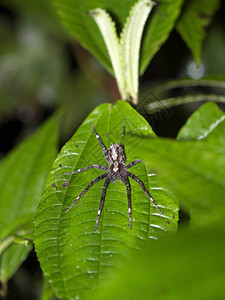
[146,94,225,113]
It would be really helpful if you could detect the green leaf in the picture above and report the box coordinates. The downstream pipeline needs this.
[140,0,183,73]
[0,115,59,282]
[54,0,183,75]
[34,100,178,300]
[132,103,225,227]
[176,0,221,66]
[178,102,225,140]
[95,227,225,300]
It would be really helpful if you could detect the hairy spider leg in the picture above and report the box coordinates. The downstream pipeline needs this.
[91,124,110,163]
[126,159,141,169]
[95,176,110,231]
[65,164,108,175]
[65,173,108,213]
[127,171,164,215]
[124,178,132,229]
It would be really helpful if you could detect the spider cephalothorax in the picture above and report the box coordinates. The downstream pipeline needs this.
[65,123,163,231]
[108,143,127,182]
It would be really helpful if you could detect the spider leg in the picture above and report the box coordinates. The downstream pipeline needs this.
[126,159,141,169]
[127,171,164,215]
[95,176,110,231]
[65,164,108,175]
[65,173,107,213]
[124,178,132,229]
[91,124,109,163]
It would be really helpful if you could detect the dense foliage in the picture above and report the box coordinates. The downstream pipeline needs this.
[0,0,224,299]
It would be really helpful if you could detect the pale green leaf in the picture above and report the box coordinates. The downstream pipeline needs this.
[120,0,154,102]
[90,0,154,103]
[89,8,126,99]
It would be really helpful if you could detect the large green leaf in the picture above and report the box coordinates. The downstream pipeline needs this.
[95,227,225,300]
[0,115,59,282]
[54,0,183,75]
[34,100,178,300]
[132,103,225,227]
[176,0,221,66]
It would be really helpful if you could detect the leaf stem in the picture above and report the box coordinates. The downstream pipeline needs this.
[146,94,225,113]
[154,78,225,95]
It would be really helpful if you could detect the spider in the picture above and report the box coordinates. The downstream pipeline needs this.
[65,123,163,231]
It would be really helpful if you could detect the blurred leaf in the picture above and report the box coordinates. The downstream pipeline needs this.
[0,21,66,117]
[0,114,59,281]
[203,24,225,74]
[2,0,66,38]
[34,100,178,300]
[178,102,225,140]
[0,17,105,135]
[176,0,221,66]
[132,103,225,227]
[145,94,225,114]
[95,227,225,300]
[54,0,183,75]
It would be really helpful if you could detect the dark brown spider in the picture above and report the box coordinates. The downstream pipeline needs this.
[65,123,163,231]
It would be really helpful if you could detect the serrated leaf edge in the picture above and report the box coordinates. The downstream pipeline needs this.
[89,0,155,104]
[121,0,155,104]
[89,8,126,100]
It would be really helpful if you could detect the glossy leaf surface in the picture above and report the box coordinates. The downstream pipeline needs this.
[0,115,58,281]
[34,100,178,300]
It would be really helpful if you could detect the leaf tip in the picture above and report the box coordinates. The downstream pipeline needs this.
[87,8,102,17]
